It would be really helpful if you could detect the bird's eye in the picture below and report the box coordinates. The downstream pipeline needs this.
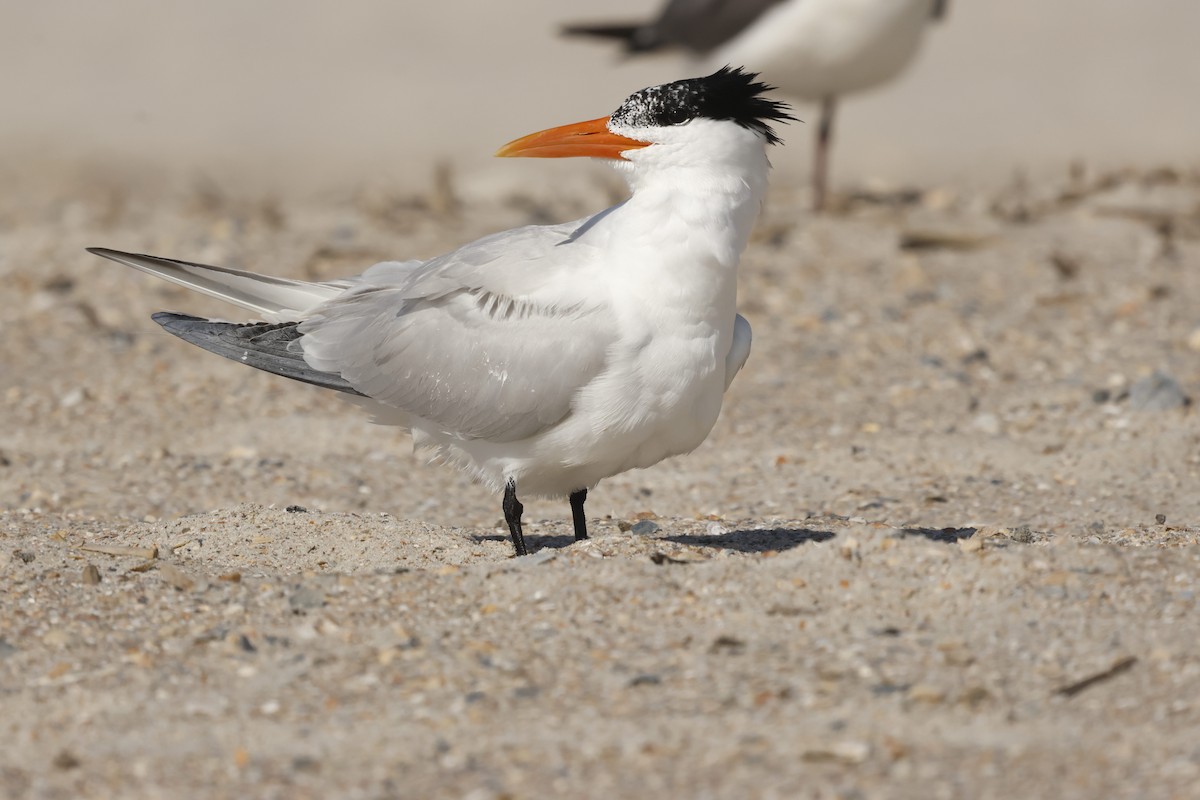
[657,107,691,126]
[662,109,691,126]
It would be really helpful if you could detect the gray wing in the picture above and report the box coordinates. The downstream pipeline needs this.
[298,223,618,443]
[152,312,364,395]
[724,313,752,391]
[655,0,788,53]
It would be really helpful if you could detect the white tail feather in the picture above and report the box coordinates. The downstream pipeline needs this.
[87,248,343,320]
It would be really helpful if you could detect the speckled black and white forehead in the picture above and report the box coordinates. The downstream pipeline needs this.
[610,66,794,145]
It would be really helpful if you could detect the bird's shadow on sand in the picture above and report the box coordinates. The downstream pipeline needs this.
[475,528,835,554]
[664,527,835,553]
[665,524,978,553]
[899,526,977,543]
[477,525,976,555]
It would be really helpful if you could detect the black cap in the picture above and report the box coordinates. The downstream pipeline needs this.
[610,66,794,145]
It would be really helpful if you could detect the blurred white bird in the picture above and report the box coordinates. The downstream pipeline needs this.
[565,0,948,211]
[89,67,791,556]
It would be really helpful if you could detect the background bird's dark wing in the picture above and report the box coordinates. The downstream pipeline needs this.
[564,0,786,55]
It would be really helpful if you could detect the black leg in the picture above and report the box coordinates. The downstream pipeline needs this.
[503,478,528,556]
[814,96,836,213]
[569,489,588,541]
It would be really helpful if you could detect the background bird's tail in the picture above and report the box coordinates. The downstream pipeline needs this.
[561,23,661,53]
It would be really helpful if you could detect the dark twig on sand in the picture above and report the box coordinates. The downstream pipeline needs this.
[1056,656,1138,698]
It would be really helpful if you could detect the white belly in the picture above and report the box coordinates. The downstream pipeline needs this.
[517,317,730,496]
[409,306,732,498]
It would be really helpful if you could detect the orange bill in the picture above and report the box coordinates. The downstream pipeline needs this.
[495,116,649,160]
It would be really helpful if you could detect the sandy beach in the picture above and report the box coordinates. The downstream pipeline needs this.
[3,2,1200,797]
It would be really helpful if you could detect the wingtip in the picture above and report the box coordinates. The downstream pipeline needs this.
[86,246,126,261]
[150,311,177,330]
[151,310,199,321]
[151,311,204,332]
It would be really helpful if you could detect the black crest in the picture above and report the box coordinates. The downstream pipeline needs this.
[610,66,794,144]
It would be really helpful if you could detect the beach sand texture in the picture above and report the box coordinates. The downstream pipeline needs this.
[2,2,1200,797]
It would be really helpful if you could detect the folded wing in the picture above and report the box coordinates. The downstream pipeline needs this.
[300,223,617,443]
[93,220,617,444]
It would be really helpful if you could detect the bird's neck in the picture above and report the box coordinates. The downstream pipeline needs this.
[606,156,770,280]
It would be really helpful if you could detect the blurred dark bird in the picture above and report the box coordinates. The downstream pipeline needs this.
[565,0,949,211]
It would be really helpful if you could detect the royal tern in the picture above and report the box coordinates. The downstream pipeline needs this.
[88,67,791,556]
[565,0,948,210]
